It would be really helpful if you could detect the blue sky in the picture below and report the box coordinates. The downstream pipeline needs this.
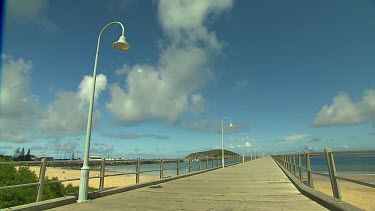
[1,0,375,159]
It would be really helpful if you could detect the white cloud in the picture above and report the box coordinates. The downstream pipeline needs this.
[78,74,107,104]
[362,89,375,117]
[0,56,38,142]
[158,0,233,49]
[0,55,107,141]
[278,134,310,144]
[106,0,233,125]
[114,64,132,76]
[38,74,107,138]
[5,0,56,30]
[244,141,252,147]
[314,89,375,126]
[190,94,205,114]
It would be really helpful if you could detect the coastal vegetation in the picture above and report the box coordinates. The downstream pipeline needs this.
[185,149,240,159]
[0,158,96,209]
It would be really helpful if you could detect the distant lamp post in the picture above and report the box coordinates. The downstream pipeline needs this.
[255,145,261,159]
[251,140,256,160]
[78,21,131,203]
[241,133,249,163]
[259,146,265,157]
[221,117,233,168]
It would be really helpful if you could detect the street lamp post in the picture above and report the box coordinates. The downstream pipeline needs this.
[241,133,249,163]
[252,141,255,159]
[78,21,131,202]
[259,146,265,157]
[221,117,233,168]
[255,145,261,159]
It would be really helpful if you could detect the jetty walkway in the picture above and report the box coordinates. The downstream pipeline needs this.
[50,157,326,210]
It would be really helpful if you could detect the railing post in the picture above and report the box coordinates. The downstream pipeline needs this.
[292,153,296,175]
[211,158,214,168]
[298,153,303,180]
[206,158,208,169]
[160,159,164,179]
[177,159,180,176]
[217,158,219,167]
[136,158,140,184]
[304,150,314,188]
[198,159,201,171]
[36,158,47,202]
[99,158,105,190]
[189,158,192,173]
[325,148,342,200]
[289,153,293,173]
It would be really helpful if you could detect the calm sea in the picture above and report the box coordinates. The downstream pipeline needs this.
[306,154,375,176]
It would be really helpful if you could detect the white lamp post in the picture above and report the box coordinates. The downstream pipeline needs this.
[250,140,254,160]
[255,145,260,159]
[221,117,233,168]
[241,133,248,163]
[259,146,265,157]
[78,21,131,202]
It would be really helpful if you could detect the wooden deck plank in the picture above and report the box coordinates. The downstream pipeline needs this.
[49,157,327,211]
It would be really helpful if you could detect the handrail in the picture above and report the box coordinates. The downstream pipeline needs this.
[271,149,374,202]
[0,154,257,208]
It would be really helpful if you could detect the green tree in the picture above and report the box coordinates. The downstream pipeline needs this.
[13,148,20,159]
[0,164,38,208]
[0,159,97,208]
[0,161,66,208]
[42,177,65,200]
[25,149,31,161]
[20,148,25,157]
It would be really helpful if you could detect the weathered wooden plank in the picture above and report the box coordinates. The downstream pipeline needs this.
[50,157,327,211]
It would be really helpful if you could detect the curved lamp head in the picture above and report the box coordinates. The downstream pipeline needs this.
[113,36,131,51]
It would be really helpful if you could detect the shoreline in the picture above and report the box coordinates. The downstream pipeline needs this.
[28,166,160,189]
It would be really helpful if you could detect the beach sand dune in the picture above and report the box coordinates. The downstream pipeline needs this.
[29,166,160,189]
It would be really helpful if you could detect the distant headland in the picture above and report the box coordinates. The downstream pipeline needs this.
[185,149,240,159]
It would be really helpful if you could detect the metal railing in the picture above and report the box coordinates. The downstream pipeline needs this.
[0,155,248,206]
[271,148,375,200]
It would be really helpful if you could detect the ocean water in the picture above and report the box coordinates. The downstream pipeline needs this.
[300,154,375,176]
[106,159,223,177]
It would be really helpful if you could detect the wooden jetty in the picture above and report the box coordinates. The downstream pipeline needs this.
[49,157,327,211]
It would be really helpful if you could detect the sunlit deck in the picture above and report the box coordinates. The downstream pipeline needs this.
[49,157,326,211]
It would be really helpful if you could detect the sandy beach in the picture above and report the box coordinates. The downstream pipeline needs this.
[312,175,375,211]
[28,166,160,189]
